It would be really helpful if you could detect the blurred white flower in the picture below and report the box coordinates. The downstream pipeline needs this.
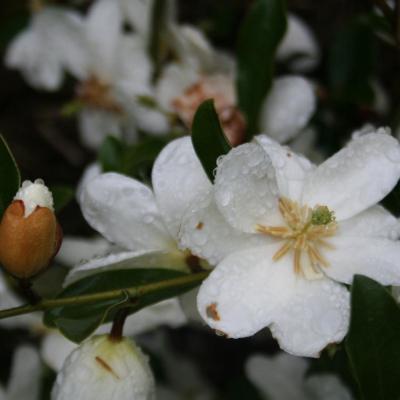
[276,14,320,72]
[6,0,169,149]
[63,0,159,149]
[246,353,352,400]
[51,335,155,400]
[155,27,316,145]
[0,346,41,400]
[5,6,85,90]
[0,271,41,329]
[56,236,113,267]
[184,129,400,357]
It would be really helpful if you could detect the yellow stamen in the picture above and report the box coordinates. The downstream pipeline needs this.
[257,197,337,279]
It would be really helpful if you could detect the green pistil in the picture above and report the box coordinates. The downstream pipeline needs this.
[311,205,335,226]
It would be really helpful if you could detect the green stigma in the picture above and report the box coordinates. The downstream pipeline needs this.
[311,205,335,225]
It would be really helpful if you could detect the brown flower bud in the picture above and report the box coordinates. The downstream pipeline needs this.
[0,180,62,279]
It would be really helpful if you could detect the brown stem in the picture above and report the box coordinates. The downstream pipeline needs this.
[109,308,129,342]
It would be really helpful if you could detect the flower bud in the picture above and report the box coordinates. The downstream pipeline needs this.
[52,335,155,400]
[0,179,62,279]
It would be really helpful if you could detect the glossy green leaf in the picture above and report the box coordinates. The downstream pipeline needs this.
[121,137,167,180]
[345,275,400,400]
[43,269,199,343]
[99,135,124,173]
[192,99,232,182]
[50,185,74,213]
[0,135,20,218]
[236,0,287,139]
[382,181,400,216]
[328,17,376,105]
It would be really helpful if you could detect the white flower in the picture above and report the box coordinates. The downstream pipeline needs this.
[66,0,160,149]
[5,6,85,90]
[51,335,155,400]
[181,128,400,357]
[276,14,320,72]
[246,353,352,400]
[155,28,316,145]
[0,346,41,400]
[55,236,113,267]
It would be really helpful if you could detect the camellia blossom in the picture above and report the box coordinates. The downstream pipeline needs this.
[52,335,155,400]
[155,29,316,145]
[6,0,167,149]
[246,353,352,400]
[118,0,317,144]
[181,128,400,357]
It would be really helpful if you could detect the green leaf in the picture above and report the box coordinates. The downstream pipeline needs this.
[345,275,400,400]
[0,135,20,217]
[192,99,232,182]
[99,135,124,173]
[236,0,287,139]
[328,17,376,105]
[43,269,199,343]
[50,185,74,213]
[121,137,167,180]
[148,0,170,82]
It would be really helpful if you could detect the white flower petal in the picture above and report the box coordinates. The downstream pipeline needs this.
[246,353,309,400]
[85,0,122,78]
[325,236,400,285]
[170,25,215,71]
[52,335,155,400]
[64,249,188,286]
[338,205,400,239]
[78,109,122,150]
[179,288,203,323]
[130,105,170,135]
[80,172,173,251]
[7,346,41,400]
[76,163,102,203]
[0,272,41,329]
[56,236,113,267]
[179,189,265,266]
[255,135,314,201]
[302,130,400,220]
[5,7,86,89]
[197,246,295,338]
[115,34,153,96]
[119,0,154,38]
[305,374,353,400]
[152,137,211,238]
[260,76,316,143]
[277,14,319,72]
[270,278,350,357]
[41,332,78,372]
[214,143,281,233]
[156,63,199,112]
[6,30,63,90]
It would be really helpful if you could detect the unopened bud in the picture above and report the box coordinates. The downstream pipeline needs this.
[52,335,155,400]
[0,179,62,279]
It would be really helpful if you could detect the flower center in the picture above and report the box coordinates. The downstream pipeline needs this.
[76,75,122,113]
[256,197,337,279]
[171,76,246,146]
